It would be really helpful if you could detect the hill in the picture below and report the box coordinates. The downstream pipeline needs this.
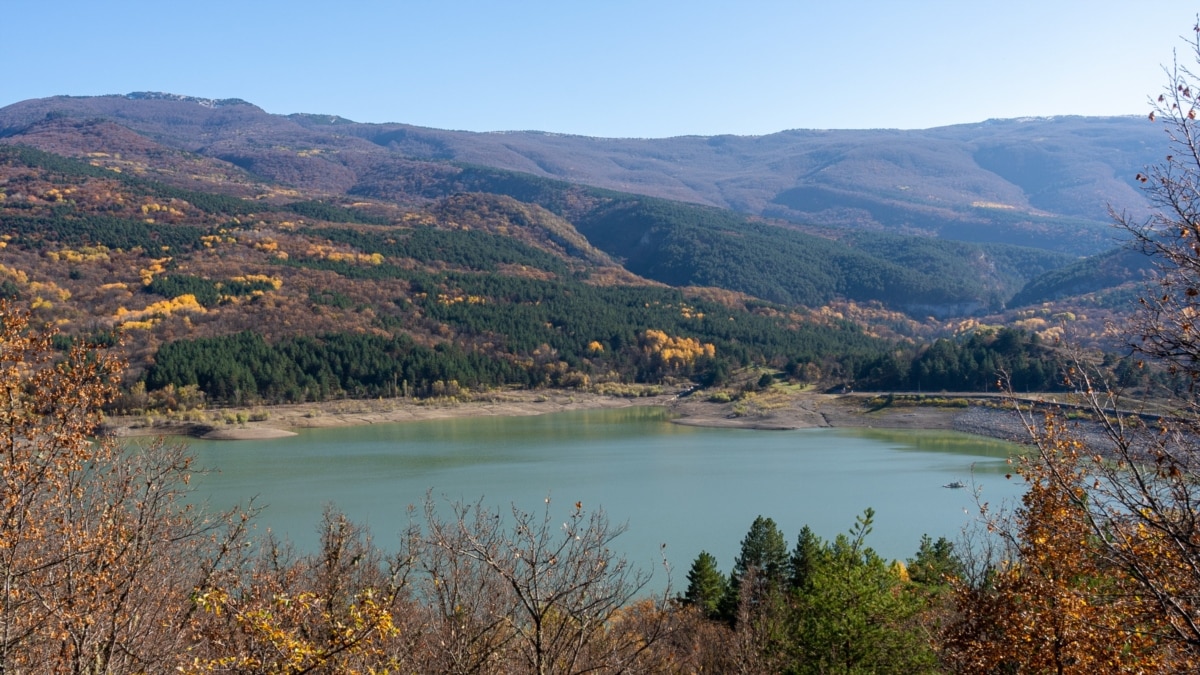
[0,94,1161,404]
[0,102,1089,318]
[0,94,1164,256]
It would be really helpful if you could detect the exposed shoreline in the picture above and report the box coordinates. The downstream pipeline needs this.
[102,390,1032,444]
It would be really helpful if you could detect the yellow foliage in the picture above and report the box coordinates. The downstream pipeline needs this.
[46,246,110,264]
[230,274,283,291]
[640,329,715,369]
[437,293,486,306]
[0,264,29,284]
[945,415,1172,671]
[587,341,605,354]
[138,257,171,285]
[29,281,70,302]
[1039,326,1065,342]
[304,244,385,266]
[115,295,206,326]
[118,319,158,331]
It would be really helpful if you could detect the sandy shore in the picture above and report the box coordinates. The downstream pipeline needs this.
[102,389,1027,443]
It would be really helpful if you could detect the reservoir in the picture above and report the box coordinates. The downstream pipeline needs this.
[177,406,1026,584]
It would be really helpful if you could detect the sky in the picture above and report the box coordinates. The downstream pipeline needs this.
[3,1,1195,138]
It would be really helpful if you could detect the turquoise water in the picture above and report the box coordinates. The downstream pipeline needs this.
[164,407,1025,585]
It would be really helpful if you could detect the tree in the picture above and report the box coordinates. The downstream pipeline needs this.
[682,551,728,619]
[789,525,825,591]
[417,494,670,675]
[906,534,962,588]
[720,515,789,627]
[188,509,411,674]
[0,301,250,673]
[942,419,1164,673]
[786,509,938,674]
[943,26,1200,670]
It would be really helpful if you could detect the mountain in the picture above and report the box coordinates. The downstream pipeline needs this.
[0,93,1139,403]
[0,94,1165,256]
[0,96,1091,316]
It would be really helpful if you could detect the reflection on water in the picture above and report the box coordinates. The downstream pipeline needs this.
[175,408,1027,589]
[845,428,1027,475]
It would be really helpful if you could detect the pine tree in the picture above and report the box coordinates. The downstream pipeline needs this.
[789,525,824,591]
[722,515,789,619]
[683,550,728,618]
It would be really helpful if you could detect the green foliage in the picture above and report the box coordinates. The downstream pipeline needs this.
[285,200,388,224]
[0,144,114,179]
[2,213,207,252]
[861,327,1067,392]
[307,225,570,274]
[0,144,262,215]
[308,289,355,309]
[698,510,940,673]
[144,331,531,404]
[137,182,260,215]
[723,515,790,620]
[907,534,963,587]
[276,248,889,386]
[144,274,276,308]
[1009,245,1154,308]
[785,511,938,674]
[683,551,728,619]
[790,526,824,591]
[574,197,1065,312]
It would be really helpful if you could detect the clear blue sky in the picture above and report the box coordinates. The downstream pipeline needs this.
[4,1,1194,138]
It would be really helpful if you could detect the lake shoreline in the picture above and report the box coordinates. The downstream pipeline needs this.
[102,389,1032,444]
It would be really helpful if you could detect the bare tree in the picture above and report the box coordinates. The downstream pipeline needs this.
[417,493,670,675]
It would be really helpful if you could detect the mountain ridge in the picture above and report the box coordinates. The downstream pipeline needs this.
[0,93,1164,257]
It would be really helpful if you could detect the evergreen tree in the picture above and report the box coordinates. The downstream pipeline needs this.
[907,534,963,587]
[682,551,728,618]
[789,525,824,591]
[786,509,938,673]
[723,515,789,620]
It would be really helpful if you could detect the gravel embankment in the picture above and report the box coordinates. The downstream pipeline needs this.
[951,406,1034,443]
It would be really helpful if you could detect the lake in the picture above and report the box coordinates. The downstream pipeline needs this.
[173,406,1026,587]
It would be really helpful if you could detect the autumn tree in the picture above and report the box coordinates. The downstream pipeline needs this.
[1030,21,1200,666]
[187,509,413,674]
[943,415,1166,673]
[0,301,249,674]
[937,22,1200,673]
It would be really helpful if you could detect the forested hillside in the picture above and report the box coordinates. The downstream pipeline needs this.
[0,95,1161,405]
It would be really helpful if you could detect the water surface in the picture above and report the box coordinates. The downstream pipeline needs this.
[175,407,1026,584]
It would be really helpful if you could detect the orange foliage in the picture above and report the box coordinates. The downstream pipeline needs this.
[944,414,1174,673]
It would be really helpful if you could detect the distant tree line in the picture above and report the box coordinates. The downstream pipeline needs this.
[144,331,529,404]
[858,327,1069,392]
